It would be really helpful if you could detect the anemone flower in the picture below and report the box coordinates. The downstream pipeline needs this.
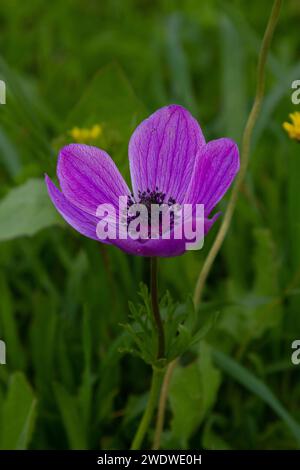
[45,105,239,257]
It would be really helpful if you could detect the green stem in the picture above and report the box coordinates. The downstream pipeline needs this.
[130,367,164,450]
[153,0,283,450]
[193,0,282,307]
[152,358,177,450]
[130,257,165,450]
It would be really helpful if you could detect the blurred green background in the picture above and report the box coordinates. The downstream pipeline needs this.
[0,0,300,450]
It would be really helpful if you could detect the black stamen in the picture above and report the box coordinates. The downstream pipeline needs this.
[126,188,177,237]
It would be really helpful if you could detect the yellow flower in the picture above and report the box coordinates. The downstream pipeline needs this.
[89,124,102,139]
[69,124,102,143]
[283,112,300,141]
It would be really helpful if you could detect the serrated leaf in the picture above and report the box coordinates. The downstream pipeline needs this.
[168,324,192,360]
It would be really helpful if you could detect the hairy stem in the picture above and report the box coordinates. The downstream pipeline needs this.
[153,0,282,450]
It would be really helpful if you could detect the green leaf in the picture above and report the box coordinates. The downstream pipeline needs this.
[53,382,87,450]
[65,63,146,179]
[0,178,62,241]
[213,349,300,446]
[169,342,221,448]
[0,372,37,450]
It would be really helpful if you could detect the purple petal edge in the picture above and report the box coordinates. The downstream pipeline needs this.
[129,104,205,204]
[57,143,131,216]
[45,174,101,241]
[184,137,240,216]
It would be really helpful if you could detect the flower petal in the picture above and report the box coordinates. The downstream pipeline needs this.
[57,144,131,215]
[112,236,186,257]
[129,105,205,204]
[109,215,217,257]
[45,175,101,241]
[184,138,239,216]
[46,173,218,256]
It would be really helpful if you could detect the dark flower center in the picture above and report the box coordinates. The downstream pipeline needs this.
[126,188,177,236]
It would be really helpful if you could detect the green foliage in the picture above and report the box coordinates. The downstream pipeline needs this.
[0,179,62,241]
[213,350,300,446]
[0,0,299,451]
[219,14,247,144]
[0,372,37,450]
[121,285,217,366]
[0,275,25,370]
[64,63,146,180]
[53,381,87,450]
[168,342,221,448]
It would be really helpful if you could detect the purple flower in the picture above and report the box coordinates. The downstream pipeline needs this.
[45,105,239,257]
